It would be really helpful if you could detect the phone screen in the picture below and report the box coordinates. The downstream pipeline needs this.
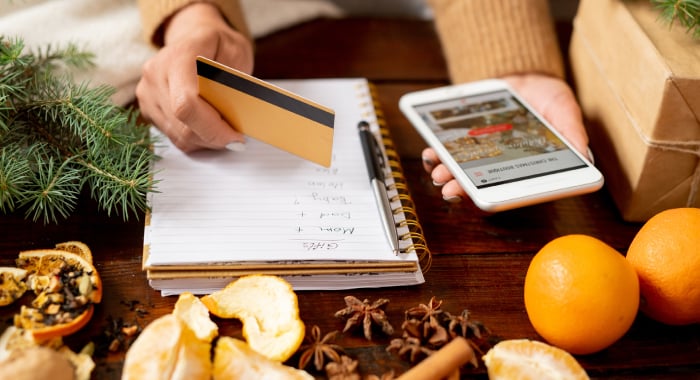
[412,89,588,188]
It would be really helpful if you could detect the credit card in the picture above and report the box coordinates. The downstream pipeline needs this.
[196,56,335,167]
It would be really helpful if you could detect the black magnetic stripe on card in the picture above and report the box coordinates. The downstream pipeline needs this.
[197,60,334,129]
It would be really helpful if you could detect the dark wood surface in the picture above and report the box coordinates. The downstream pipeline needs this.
[2,18,699,379]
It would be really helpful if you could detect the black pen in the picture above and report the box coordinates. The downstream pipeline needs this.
[358,120,400,254]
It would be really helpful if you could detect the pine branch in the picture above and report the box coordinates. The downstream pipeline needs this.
[0,36,157,224]
[21,146,82,224]
[652,0,700,39]
[0,145,31,213]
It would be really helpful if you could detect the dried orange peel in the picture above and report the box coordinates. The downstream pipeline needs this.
[483,339,589,380]
[213,336,314,380]
[124,285,310,379]
[11,244,102,342]
[122,314,212,380]
[201,275,306,362]
[172,292,218,343]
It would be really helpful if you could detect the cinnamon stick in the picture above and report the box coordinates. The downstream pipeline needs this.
[397,337,476,380]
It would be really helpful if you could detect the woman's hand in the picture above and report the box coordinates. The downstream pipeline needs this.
[421,74,590,202]
[136,3,254,152]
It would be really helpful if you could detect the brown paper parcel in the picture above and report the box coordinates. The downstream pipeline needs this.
[569,0,700,221]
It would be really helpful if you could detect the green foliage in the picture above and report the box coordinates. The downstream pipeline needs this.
[0,36,157,224]
[652,0,700,39]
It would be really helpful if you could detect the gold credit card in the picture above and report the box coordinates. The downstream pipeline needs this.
[196,56,335,167]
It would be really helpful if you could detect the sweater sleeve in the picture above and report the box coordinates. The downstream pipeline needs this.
[427,0,564,83]
[137,0,250,47]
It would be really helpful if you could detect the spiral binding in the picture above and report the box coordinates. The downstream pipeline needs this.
[365,82,432,273]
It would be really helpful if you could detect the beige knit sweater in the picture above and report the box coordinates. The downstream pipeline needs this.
[137,0,565,82]
[427,0,564,81]
[138,0,250,46]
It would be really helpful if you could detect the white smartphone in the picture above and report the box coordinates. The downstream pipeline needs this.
[399,79,604,212]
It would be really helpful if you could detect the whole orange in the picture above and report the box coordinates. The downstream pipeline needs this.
[625,207,700,325]
[524,234,639,355]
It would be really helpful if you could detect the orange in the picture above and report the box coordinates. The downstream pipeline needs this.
[625,207,700,325]
[483,339,589,379]
[524,234,639,355]
[14,248,102,341]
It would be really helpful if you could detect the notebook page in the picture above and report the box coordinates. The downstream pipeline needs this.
[152,270,426,296]
[144,78,416,266]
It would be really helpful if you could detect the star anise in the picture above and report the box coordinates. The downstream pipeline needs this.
[334,295,394,341]
[298,325,344,371]
[446,309,492,359]
[402,317,449,348]
[405,296,444,324]
[325,355,360,380]
[446,309,490,342]
[386,336,435,363]
[423,317,450,347]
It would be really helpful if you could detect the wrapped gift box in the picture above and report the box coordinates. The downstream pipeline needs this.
[569,0,700,221]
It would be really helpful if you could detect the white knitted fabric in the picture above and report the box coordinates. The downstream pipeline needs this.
[0,0,155,106]
[0,0,429,105]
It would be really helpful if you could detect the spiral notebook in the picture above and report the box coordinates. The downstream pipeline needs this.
[142,78,430,296]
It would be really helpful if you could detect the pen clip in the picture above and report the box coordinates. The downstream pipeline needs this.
[360,120,387,182]
[371,133,387,182]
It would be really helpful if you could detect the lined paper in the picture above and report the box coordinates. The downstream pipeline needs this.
[144,79,419,270]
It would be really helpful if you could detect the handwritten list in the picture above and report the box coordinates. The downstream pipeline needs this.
[144,79,418,270]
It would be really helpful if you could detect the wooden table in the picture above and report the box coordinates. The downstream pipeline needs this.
[2,18,699,379]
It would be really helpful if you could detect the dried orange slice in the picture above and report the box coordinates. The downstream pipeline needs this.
[201,275,305,362]
[0,267,28,306]
[14,305,96,342]
[13,249,102,341]
[483,339,589,380]
[213,336,313,380]
[16,249,102,303]
[122,314,211,380]
[54,241,93,263]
